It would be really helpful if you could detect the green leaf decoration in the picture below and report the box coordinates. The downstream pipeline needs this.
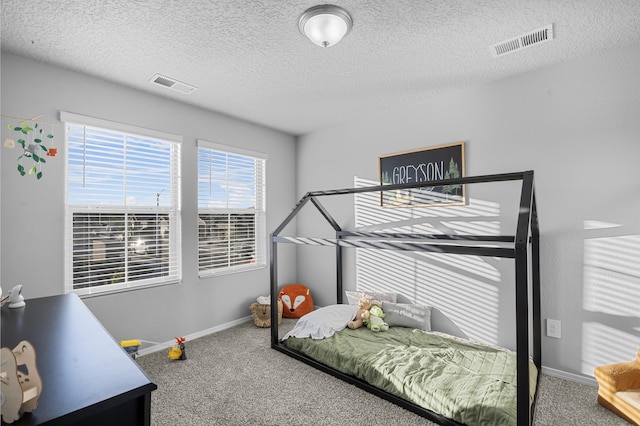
[8,121,55,179]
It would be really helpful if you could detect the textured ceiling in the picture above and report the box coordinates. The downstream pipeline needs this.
[2,1,640,135]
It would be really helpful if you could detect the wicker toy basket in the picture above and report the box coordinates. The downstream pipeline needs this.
[250,299,283,328]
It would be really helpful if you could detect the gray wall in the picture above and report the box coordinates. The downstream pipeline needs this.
[0,52,297,344]
[296,42,640,380]
[3,39,640,382]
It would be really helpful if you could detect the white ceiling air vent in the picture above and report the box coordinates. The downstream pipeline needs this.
[490,24,554,58]
[149,73,197,95]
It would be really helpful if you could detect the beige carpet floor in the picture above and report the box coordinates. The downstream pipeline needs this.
[136,319,630,425]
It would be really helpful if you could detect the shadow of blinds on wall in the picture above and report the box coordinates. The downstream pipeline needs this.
[352,175,517,346]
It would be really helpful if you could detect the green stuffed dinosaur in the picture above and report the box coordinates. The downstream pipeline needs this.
[364,301,389,332]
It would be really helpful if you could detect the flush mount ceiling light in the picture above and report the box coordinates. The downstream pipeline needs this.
[298,4,353,48]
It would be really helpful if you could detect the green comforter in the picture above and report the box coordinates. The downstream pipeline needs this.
[284,327,537,426]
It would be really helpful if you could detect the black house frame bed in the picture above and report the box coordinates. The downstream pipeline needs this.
[269,171,541,426]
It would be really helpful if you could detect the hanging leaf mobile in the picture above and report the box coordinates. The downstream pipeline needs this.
[6,121,56,180]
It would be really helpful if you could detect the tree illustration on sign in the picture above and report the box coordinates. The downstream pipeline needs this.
[441,157,462,200]
[380,170,413,206]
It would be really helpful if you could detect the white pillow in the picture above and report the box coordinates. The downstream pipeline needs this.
[382,302,431,331]
[282,304,358,340]
[345,290,397,305]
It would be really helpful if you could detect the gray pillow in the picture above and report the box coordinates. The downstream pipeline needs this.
[382,302,431,331]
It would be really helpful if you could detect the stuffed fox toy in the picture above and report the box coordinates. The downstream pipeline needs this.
[279,284,314,318]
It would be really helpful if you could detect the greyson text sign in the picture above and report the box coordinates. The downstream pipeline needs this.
[378,142,466,207]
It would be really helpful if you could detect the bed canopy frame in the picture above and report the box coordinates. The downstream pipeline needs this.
[270,171,541,426]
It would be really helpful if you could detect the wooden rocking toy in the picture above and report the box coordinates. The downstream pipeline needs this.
[1,341,42,424]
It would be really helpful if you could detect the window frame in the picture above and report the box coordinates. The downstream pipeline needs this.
[62,111,182,296]
[197,139,267,277]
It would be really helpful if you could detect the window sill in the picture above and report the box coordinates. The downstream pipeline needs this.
[198,263,266,279]
[71,278,181,298]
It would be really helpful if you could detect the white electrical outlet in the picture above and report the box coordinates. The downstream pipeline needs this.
[546,319,561,338]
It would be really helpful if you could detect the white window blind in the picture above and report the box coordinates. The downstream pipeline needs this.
[197,140,266,276]
[62,112,182,296]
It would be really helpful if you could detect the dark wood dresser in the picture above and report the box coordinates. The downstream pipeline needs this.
[1,293,156,425]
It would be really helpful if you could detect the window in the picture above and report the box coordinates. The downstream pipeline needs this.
[197,140,266,276]
[62,112,181,296]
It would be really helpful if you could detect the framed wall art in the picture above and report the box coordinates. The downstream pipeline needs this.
[378,142,466,207]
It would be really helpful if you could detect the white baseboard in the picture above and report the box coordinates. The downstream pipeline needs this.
[541,366,597,387]
[137,315,253,357]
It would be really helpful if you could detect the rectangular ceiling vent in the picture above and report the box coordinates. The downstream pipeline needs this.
[490,24,554,58]
[149,73,197,95]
